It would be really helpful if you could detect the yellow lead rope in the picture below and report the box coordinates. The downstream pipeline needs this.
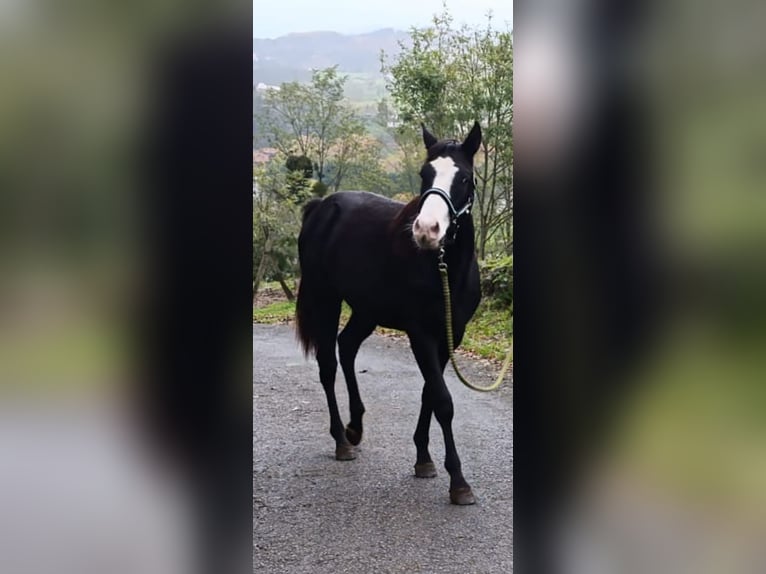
[439,259,512,392]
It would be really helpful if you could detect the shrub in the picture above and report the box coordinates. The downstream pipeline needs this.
[312,180,329,197]
[479,255,512,308]
[391,191,416,203]
[285,154,313,179]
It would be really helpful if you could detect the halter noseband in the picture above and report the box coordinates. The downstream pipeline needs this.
[417,187,473,243]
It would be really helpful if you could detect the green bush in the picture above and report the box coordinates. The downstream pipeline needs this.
[311,180,329,197]
[479,255,512,308]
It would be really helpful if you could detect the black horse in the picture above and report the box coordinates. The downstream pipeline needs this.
[295,122,483,505]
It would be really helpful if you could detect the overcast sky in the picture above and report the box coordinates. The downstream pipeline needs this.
[253,0,512,38]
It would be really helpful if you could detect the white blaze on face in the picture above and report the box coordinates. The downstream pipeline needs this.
[412,156,458,249]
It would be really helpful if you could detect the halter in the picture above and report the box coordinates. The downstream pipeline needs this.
[417,186,474,243]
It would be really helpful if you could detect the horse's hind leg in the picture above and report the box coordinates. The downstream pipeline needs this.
[314,297,355,460]
[337,313,375,446]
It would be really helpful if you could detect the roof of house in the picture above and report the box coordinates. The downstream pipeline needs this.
[252,148,279,164]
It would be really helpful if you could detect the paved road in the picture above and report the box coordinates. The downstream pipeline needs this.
[254,324,513,574]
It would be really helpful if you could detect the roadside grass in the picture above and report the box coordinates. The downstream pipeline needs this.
[253,294,512,363]
[252,300,296,324]
[460,300,512,362]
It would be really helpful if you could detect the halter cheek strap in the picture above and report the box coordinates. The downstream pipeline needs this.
[417,187,474,242]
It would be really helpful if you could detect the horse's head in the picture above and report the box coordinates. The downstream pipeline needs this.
[413,121,482,250]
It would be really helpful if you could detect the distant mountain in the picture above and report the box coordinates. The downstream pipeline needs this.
[253,28,410,85]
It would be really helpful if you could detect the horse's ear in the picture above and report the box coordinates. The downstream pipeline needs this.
[421,123,438,149]
[462,121,482,157]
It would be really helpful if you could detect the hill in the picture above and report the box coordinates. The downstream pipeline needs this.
[253,28,410,86]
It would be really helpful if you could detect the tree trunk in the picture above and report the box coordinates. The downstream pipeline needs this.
[253,234,273,306]
[479,218,488,260]
[275,273,295,301]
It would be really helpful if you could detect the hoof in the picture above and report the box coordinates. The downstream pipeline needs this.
[449,486,476,505]
[414,462,438,478]
[335,444,356,461]
[345,425,362,446]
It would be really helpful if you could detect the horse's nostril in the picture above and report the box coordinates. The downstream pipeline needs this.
[430,222,439,234]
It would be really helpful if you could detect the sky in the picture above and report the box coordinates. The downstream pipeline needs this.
[253,0,512,38]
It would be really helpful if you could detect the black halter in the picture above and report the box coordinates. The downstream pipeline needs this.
[417,186,474,243]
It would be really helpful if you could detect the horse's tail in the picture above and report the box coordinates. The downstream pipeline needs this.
[295,197,333,358]
[295,271,318,358]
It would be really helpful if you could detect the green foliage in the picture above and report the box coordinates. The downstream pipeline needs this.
[255,66,384,192]
[392,191,416,204]
[254,300,352,329]
[311,180,329,197]
[461,299,512,361]
[252,301,296,323]
[253,159,313,289]
[285,154,313,179]
[326,133,396,194]
[479,255,513,309]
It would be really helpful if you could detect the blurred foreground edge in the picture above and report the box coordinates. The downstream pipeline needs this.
[0,5,254,574]
[514,1,660,572]
[515,0,766,572]
[139,17,253,574]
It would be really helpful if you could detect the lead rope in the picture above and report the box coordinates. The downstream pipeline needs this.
[439,249,512,392]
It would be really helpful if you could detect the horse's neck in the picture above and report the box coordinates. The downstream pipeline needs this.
[441,217,476,300]
[448,217,476,269]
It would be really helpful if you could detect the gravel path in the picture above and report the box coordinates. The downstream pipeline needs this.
[253,324,513,574]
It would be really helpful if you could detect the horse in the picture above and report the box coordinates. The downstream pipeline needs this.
[295,122,483,505]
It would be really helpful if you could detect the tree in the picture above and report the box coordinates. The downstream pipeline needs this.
[325,128,396,195]
[253,158,312,303]
[374,97,422,195]
[285,154,313,199]
[285,154,313,179]
[256,67,382,191]
[381,8,513,258]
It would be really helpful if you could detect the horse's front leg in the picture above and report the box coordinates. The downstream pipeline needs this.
[408,330,475,505]
[412,344,449,479]
[413,391,436,478]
